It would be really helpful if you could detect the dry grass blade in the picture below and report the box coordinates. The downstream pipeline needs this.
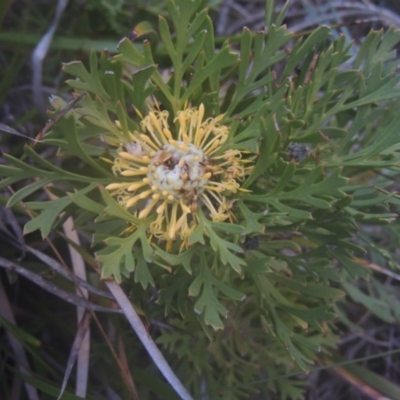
[31,0,69,115]
[289,0,400,32]
[0,256,122,313]
[56,310,92,400]
[25,246,114,300]
[63,216,90,398]
[117,335,139,400]
[354,257,400,282]
[0,207,25,257]
[105,281,194,400]
[0,123,41,143]
[331,365,389,399]
[0,279,39,400]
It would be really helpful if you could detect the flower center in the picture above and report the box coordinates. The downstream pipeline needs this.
[147,141,209,206]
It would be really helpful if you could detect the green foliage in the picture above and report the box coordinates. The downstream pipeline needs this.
[2,0,400,398]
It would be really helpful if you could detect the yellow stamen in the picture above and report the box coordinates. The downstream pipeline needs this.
[121,168,148,176]
[168,203,178,239]
[139,134,159,150]
[149,113,165,143]
[180,198,191,214]
[203,138,221,155]
[156,200,168,214]
[126,193,142,208]
[127,181,148,191]
[141,121,162,148]
[119,152,151,163]
[177,112,189,143]
[201,172,212,180]
[139,189,153,199]
[207,189,223,205]
[178,143,190,152]
[105,182,131,190]
[175,212,189,235]
[163,128,173,141]
[194,103,205,143]
[139,198,158,219]
[204,185,223,193]
[201,193,219,216]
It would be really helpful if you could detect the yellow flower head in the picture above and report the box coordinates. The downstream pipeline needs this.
[106,104,254,249]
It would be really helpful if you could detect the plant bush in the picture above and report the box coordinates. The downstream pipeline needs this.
[2,0,400,398]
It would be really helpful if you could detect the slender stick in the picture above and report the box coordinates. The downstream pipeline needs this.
[105,281,194,400]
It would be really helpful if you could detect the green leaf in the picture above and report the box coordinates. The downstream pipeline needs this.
[153,245,196,274]
[271,275,346,299]
[210,221,244,235]
[24,196,71,237]
[182,45,238,102]
[99,186,141,224]
[0,316,41,347]
[181,30,207,72]
[68,186,104,215]
[269,161,296,196]
[242,117,281,188]
[204,223,245,274]
[97,233,138,283]
[193,281,226,330]
[270,306,313,371]
[63,51,110,100]
[279,304,335,330]
[51,116,113,176]
[329,249,370,278]
[237,200,265,233]
[134,251,156,289]
[1,153,53,178]
[158,16,176,58]
[13,371,94,400]
[7,178,54,207]
[188,222,205,245]
[279,167,347,200]
[342,281,395,322]
[280,26,331,82]
[189,263,227,330]
[158,274,192,316]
